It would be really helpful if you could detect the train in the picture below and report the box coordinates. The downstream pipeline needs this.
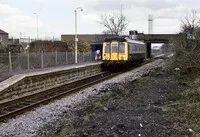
[102,36,146,68]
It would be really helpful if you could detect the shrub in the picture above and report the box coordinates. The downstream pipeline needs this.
[172,11,200,73]
[29,39,90,53]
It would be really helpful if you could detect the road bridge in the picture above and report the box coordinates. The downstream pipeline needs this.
[137,33,181,57]
[61,33,182,58]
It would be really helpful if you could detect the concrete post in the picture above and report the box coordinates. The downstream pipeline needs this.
[77,52,79,63]
[83,52,85,62]
[9,52,12,72]
[27,51,30,70]
[41,51,44,68]
[55,51,58,65]
[65,51,68,65]
[90,52,93,61]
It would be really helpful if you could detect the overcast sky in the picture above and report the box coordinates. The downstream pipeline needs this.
[0,0,199,39]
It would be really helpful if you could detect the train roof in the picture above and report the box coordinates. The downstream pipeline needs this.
[104,36,145,45]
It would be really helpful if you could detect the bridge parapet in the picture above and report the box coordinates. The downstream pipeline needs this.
[138,33,182,43]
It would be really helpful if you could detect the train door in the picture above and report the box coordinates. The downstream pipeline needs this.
[118,42,128,61]
[95,44,103,58]
[103,42,111,60]
[110,42,118,60]
[91,43,103,61]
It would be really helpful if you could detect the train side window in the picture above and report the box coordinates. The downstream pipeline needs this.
[119,44,125,53]
[130,44,135,53]
[132,44,135,52]
[136,44,140,51]
[105,44,110,53]
[112,44,118,53]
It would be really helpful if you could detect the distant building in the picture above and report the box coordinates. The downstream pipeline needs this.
[61,33,142,43]
[0,29,9,46]
[61,34,111,43]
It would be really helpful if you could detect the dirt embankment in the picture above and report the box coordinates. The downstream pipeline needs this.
[54,68,200,137]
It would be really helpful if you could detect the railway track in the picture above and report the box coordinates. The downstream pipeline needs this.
[0,71,122,122]
[0,58,158,122]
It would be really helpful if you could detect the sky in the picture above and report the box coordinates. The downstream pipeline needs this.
[0,0,199,40]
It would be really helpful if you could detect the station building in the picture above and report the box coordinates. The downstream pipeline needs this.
[0,29,9,46]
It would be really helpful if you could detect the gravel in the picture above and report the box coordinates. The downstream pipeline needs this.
[0,59,165,137]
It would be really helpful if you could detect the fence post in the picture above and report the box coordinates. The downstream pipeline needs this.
[9,51,12,72]
[83,52,85,62]
[90,52,92,61]
[65,51,68,65]
[77,52,79,64]
[55,51,58,66]
[88,52,90,62]
[27,51,30,70]
[41,51,44,68]
[84,52,86,62]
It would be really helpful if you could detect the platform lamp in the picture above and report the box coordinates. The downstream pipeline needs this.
[74,7,83,64]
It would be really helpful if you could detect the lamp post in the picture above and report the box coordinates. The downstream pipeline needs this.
[34,13,39,40]
[74,7,83,64]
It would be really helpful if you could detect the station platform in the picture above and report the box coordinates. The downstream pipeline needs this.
[0,61,102,103]
[0,61,102,82]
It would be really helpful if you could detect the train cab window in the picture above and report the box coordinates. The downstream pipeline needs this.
[112,44,118,53]
[119,43,125,53]
[105,44,110,53]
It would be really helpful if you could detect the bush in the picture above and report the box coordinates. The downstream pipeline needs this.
[64,39,91,53]
[29,40,69,52]
[29,39,91,53]
[172,11,200,73]
[0,44,22,53]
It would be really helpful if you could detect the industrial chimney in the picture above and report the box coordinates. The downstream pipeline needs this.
[148,14,153,34]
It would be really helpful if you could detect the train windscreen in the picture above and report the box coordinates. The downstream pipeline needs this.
[105,43,110,53]
[112,44,118,53]
[119,43,125,53]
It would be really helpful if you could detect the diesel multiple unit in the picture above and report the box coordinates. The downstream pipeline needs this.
[102,36,146,67]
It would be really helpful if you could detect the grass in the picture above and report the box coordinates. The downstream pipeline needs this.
[56,69,200,137]
[164,75,200,137]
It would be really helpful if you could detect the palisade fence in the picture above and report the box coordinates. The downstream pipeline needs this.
[0,51,96,73]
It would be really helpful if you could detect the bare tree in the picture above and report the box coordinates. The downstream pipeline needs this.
[181,10,200,39]
[100,12,129,36]
[172,10,200,72]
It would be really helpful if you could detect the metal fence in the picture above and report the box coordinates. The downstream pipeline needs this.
[0,51,96,74]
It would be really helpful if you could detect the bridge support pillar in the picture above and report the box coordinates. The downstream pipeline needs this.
[146,42,151,58]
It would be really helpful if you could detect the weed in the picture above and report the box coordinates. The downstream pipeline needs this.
[83,113,96,122]
[56,127,77,137]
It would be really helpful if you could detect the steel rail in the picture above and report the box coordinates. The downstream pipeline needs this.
[0,72,116,122]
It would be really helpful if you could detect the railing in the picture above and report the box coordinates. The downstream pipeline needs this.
[0,51,97,74]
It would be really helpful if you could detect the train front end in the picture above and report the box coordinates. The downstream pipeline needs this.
[102,41,128,67]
